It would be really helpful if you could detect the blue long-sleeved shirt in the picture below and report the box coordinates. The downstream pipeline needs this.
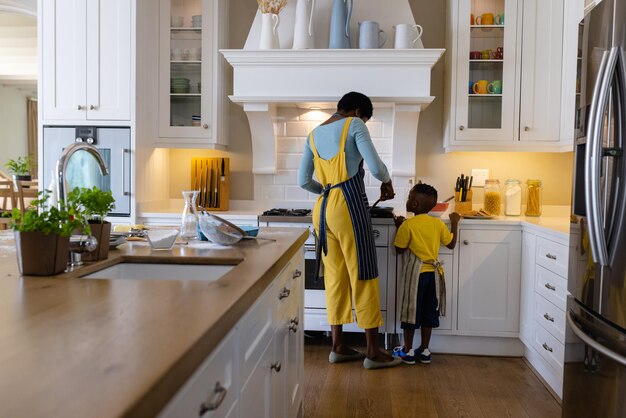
[297,117,391,194]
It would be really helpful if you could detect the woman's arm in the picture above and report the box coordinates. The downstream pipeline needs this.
[352,119,391,183]
[297,139,323,194]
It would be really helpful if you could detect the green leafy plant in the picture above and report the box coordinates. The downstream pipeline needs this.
[9,190,89,237]
[4,156,32,176]
[70,187,115,223]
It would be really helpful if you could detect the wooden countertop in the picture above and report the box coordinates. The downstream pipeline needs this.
[0,227,308,418]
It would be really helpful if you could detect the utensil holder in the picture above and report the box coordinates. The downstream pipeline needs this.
[454,189,473,214]
[191,158,230,211]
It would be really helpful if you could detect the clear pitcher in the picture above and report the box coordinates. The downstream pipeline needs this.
[181,190,200,241]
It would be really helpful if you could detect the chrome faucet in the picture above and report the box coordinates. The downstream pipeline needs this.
[55,142,109,207]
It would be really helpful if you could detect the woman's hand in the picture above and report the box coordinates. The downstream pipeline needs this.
[379,181,395,201]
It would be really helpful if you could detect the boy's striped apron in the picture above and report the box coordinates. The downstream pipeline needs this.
[399,250,447,323]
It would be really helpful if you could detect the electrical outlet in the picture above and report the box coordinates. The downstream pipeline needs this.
[471,168,489,187]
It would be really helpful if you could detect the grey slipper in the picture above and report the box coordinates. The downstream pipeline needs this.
[328,350,366,364]
[363,357,402,370]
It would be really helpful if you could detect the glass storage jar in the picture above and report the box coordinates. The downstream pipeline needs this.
[504,179,522,216]
[483,179,501,215]
[525,179,543,216]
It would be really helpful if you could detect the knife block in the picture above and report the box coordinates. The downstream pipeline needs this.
[191,158,229,211]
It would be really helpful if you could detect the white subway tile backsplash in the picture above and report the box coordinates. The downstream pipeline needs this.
[372,139,392,154]
[285,186,309,201]
[285,121,311,137]
[262,185,285,200]
[283,154,304,170]
[366,121,383,137]
[274,169,298,185]
[277,138,302,153]
[254,174,274,185]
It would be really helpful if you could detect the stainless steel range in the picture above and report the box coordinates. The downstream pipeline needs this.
[259,208,398,335]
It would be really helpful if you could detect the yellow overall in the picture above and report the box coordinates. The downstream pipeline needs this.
[310,117,383,329]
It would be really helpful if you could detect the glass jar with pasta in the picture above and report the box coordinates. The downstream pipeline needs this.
[525,179,543,216]
[483,179,501,215]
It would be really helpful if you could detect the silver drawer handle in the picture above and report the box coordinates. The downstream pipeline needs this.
[542,342,553,353]
[290,316,299,326]
[463,240,469,245]
[373,229,380,238]
[271,362,282,372]
[89,104,98,110]
[199,382,227,415]
[292,269,302,279]
[77,105,84,110]
[545,253,557,260]
[289,323,298,333]
[278,287,291,300]
[543,313,555,322]
[544,283,556,291]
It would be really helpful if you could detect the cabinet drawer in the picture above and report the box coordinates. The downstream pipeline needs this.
[159,330,238,418]
[275,255,304,317]
[535,236,568,278]
[534,294,566,343]
[533,319,564,373]
[239,283,275,387]
[535,265,568,310]
[372,225,388,247]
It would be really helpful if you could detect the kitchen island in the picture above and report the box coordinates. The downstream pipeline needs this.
[0,227,308,418]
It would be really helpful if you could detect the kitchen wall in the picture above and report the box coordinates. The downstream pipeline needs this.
[168,0,573,206]
[0,85,30,168]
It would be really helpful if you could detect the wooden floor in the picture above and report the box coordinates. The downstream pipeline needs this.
[303,332,561,418]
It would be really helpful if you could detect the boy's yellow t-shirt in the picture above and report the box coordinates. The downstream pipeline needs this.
[393,214,454,272]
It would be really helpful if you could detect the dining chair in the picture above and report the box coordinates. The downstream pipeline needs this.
[0,180,16,229]
[14,180,39,213]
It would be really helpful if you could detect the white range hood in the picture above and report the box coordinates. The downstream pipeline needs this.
[222,48,443,177]
[220,0,443,177]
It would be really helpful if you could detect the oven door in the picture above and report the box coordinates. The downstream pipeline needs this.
[304,243,326,308]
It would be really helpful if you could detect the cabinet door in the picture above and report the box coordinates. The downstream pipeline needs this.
[86,0,132,120]
[520,231,536,346]
[453,0,518,141]
[518,0,564,141]
[158,0,214,141]
[239,337,274,418]
[41,0,87,121]
[458,229,522,334]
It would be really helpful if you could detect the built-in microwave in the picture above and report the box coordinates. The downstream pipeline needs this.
[42,126,131,216]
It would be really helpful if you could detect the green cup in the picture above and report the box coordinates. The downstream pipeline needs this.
[488,80,502,94]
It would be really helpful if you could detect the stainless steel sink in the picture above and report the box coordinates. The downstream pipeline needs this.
[81,262,236,282]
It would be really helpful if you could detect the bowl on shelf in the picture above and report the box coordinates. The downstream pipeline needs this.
[428,201,449,217]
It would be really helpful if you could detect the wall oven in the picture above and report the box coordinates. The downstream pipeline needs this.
[42,126,131,216]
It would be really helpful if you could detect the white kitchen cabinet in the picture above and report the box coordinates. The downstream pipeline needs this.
[519,230,536,346]
[40,0,132,121]
[457,228,521,335]
[437,248,454,331]
[444,0,573,151]
[155,0,228,148]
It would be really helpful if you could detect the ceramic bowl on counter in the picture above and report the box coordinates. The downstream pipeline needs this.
[428,201,449,217]
[146,229,179,250]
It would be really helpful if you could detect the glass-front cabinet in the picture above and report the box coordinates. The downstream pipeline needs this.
[158,0,228,147]
[454,0,518,141]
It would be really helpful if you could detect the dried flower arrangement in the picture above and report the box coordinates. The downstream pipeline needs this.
[257,0,288,14]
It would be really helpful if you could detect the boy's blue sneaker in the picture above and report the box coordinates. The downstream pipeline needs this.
[391,346,416,364]
[418,347,432,364]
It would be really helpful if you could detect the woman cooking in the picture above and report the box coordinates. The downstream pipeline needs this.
[298,91,401,369]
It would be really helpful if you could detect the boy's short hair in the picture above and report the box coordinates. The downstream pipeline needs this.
[411,183,438,200]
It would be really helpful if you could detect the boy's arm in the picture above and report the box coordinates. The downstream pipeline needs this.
[393,219,408,254]
[446,212,461,249]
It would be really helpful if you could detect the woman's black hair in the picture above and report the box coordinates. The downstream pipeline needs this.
[411,182,438,200]
[337,91,373,119]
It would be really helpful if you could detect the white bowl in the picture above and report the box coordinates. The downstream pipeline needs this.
[428,211,445,217]
[146,229,179,250]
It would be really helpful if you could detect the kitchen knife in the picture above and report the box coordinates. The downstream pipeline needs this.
[207,164,212,208]
[221,158,226,181]
[214,160,220,208]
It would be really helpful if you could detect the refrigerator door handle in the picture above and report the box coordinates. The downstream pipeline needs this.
[586,47,618,266]
[567,310,626,367]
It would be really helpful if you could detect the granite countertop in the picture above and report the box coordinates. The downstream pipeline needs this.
[0,227,308,418]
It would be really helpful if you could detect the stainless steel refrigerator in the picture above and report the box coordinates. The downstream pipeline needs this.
[563,0,626,416]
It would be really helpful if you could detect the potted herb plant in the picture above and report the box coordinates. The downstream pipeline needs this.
[72,187,115,261]
[10,191,87,275]
[4,156,32,182]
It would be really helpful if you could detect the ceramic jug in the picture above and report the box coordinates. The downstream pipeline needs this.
[259,13,280,49]
[358,20,386,49]
[293,0,316,49]
[393,23,423,49]
[329,0,352,49]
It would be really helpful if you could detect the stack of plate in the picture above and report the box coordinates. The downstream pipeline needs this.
[171,78,190,93]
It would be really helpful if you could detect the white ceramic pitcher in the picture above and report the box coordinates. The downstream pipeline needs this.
[293,0,316,49]
[393,23,423,49]
[358,20,387,49]
[259,13,280,49]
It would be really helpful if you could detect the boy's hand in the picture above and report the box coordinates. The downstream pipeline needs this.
[394,215,405,228]
[449,212,461,223]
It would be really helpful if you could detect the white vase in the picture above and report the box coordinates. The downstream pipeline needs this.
[260,13,280,49]
[292,0,315,49]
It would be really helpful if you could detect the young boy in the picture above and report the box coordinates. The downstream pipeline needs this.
[392,183,460,364]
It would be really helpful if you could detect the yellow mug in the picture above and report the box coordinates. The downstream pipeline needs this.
[472,80,488,94]
[475,13,495,25]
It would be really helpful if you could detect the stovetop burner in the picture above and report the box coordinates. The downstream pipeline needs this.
[261,208,312,217]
